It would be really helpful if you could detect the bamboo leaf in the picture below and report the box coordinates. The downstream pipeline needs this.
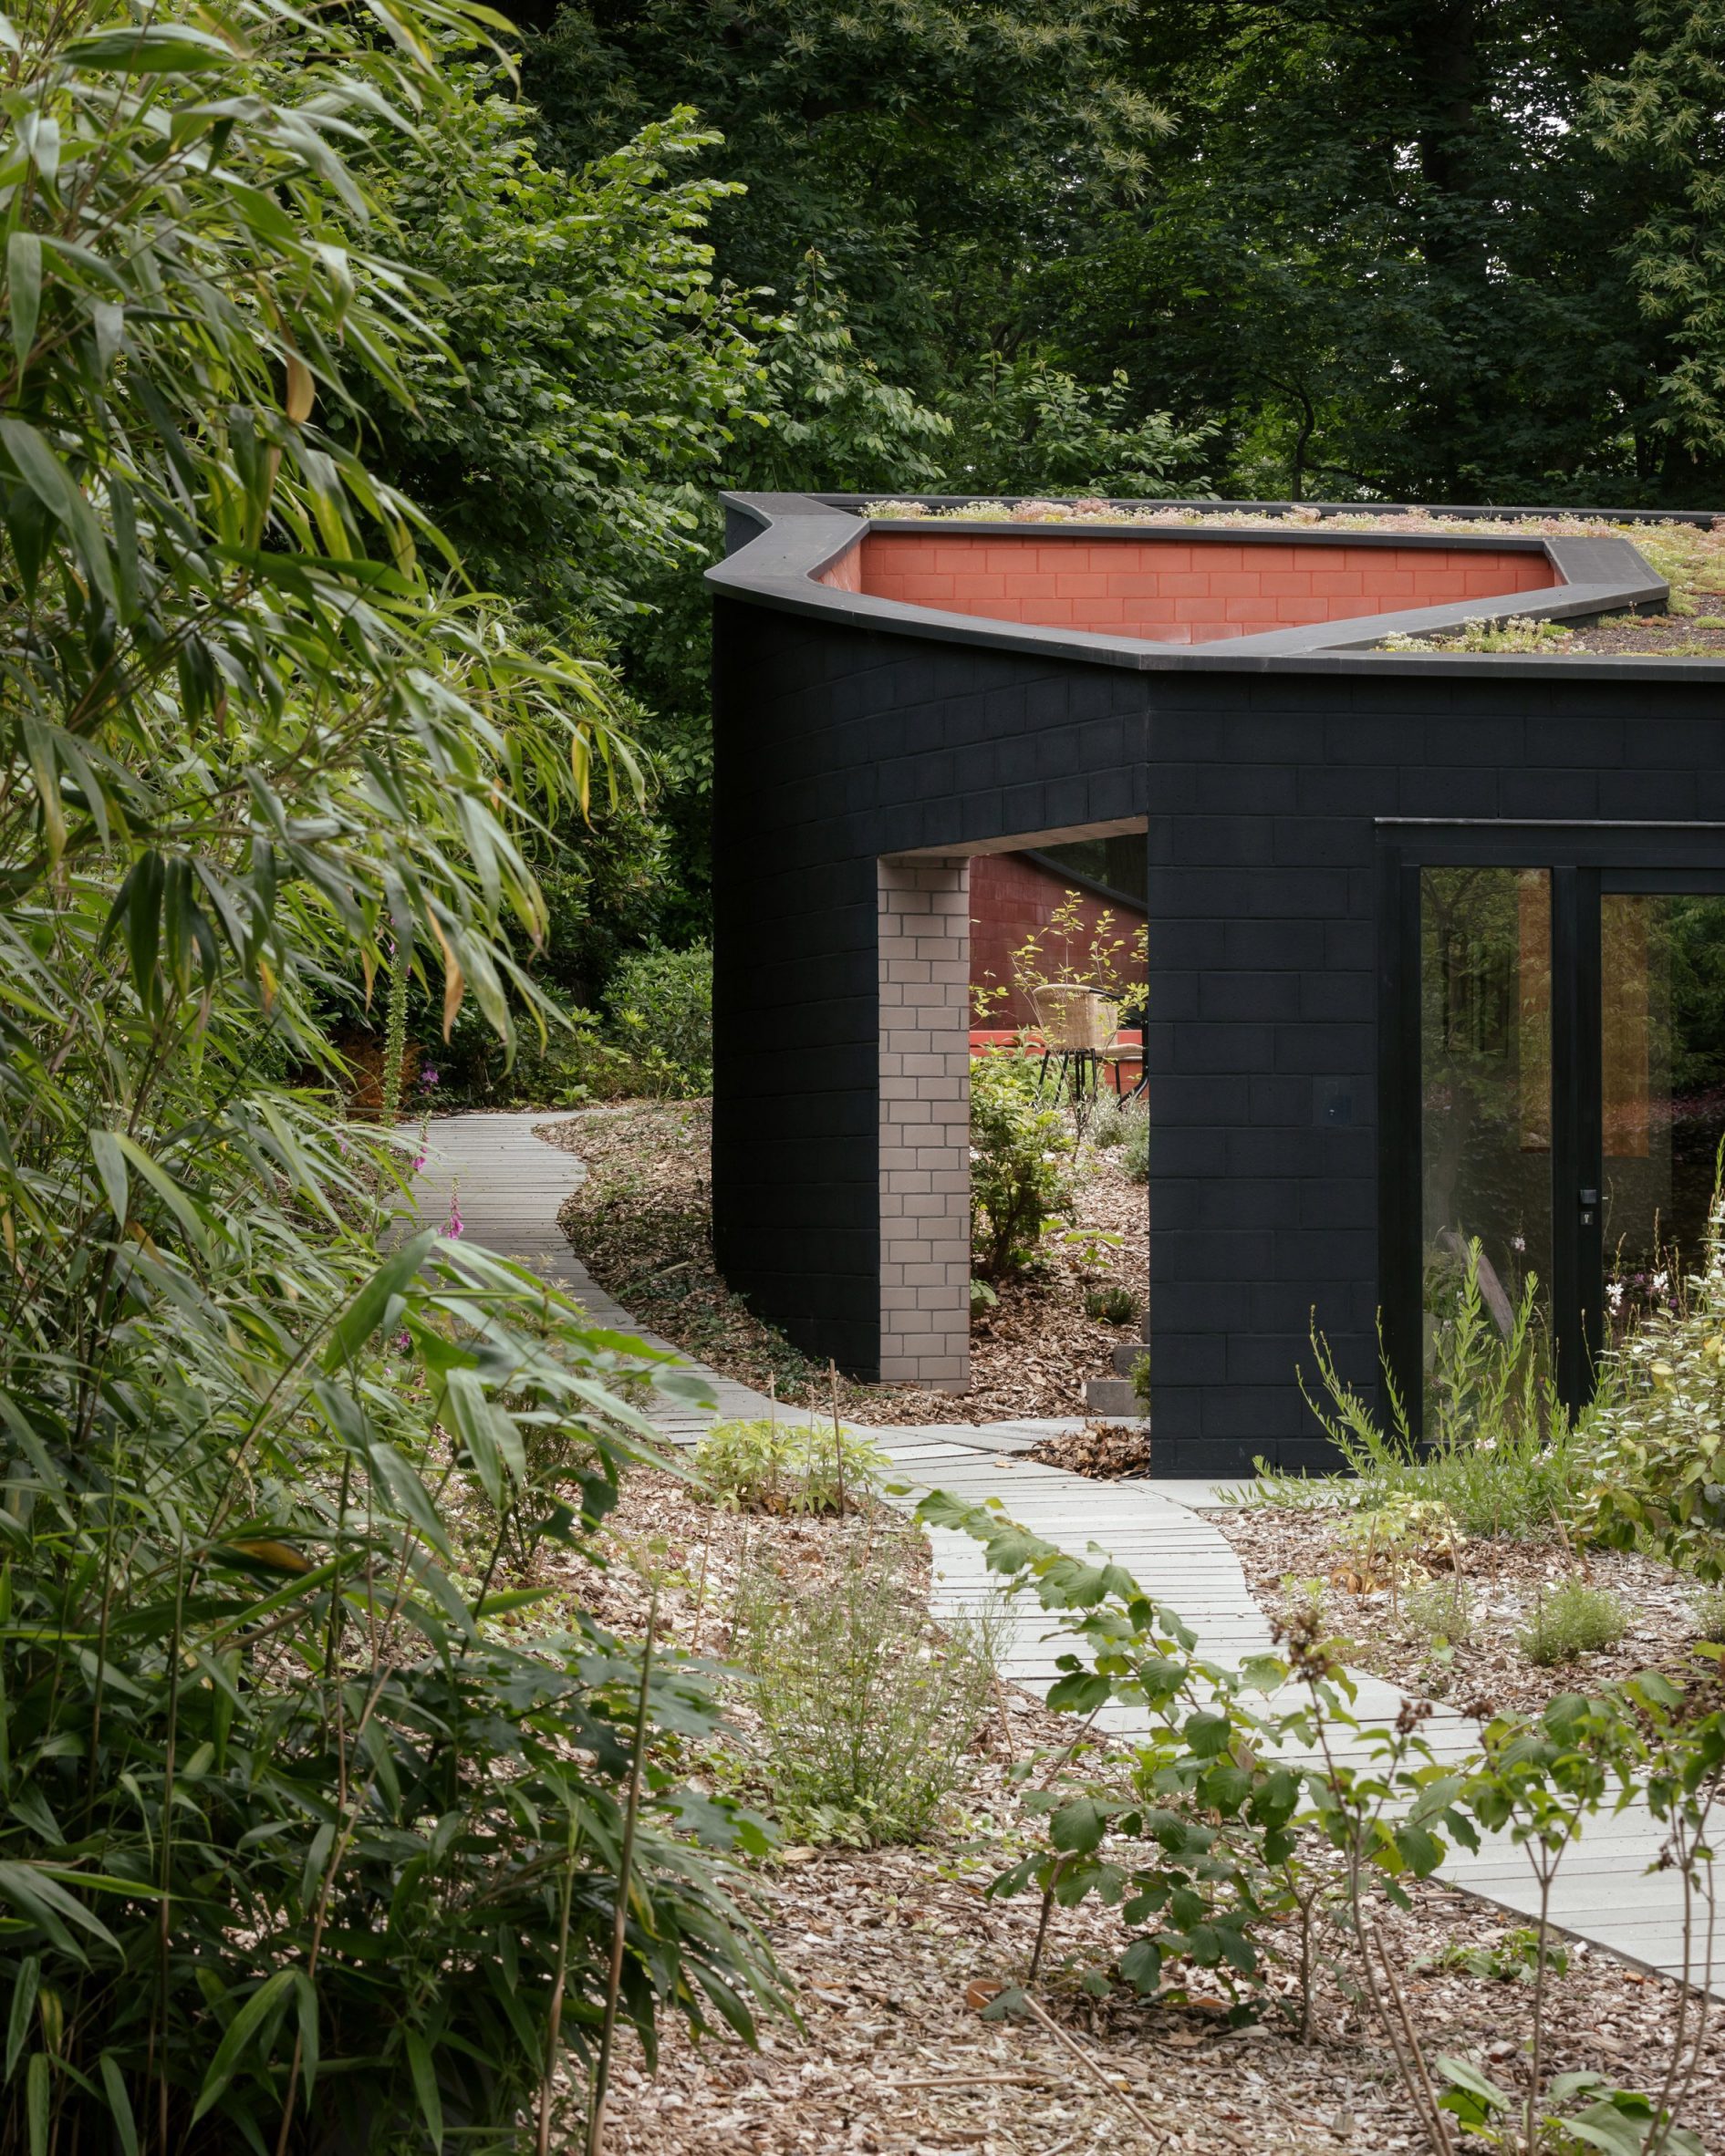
[25,2051,45,2156]
[191,1968,295,2123]
[63,25,234,71]
[0,419,116,606]
[5,1958,37,2082]
[98,2055,139,2156]
[7,233,40,374]
[88,1130,128,1231]
[405,2028,442,2149]
[0,1862,118,1957]
[321,1229,434,1372]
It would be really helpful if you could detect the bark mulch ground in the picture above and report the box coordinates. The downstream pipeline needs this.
[1219,1502,1717,1716]
[550,1466,1721,2155]
[544,1102,1148,1426]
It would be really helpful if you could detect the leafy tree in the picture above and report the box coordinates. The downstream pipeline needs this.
[355,79,769,630]
[525,0,1169,393]
[938,352,1211,495]
[608,252,952,940]
[739,252,949,494]
[0,5,775,2150]
[1592,0,1725,473]
[1064,0,1684,503]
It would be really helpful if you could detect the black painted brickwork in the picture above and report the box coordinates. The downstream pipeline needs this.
[712,590,1725,1477]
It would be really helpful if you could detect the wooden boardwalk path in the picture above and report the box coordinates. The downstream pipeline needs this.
[410,1112,1720,1997]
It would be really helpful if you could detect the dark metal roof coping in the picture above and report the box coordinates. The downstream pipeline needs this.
[708,492,1689,679]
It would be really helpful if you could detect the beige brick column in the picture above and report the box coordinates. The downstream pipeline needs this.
[878,856,972,1388]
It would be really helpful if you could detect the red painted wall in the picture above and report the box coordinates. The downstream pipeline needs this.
[971,853,1147,1030]
[840,533,1558,644]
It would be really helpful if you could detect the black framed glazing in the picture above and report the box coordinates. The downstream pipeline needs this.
[1377,820,1725,1430]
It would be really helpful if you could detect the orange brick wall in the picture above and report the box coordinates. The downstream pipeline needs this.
[838,533,1558,644]
[971,853,1146,1029]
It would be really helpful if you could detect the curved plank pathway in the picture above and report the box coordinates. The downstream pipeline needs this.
[412,1112,1719,1997]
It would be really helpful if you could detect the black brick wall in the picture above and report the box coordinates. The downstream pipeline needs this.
[712,591,1725,1477]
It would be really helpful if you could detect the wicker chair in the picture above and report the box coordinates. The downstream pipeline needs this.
[1030,982,1120,1101]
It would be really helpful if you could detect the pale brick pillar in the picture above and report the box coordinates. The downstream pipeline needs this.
[878,856,972,1388]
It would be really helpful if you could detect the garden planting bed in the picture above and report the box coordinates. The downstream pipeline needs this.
[553,1461,1721,2154]
[545,1100,1147,1425]
[1220,1505,1714,1716]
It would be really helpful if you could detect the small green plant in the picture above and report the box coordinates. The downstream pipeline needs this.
[1119,1103,1150,1182]
[1085,1282,1139,1325]
[971,1277,1001,1318]
[1129,1349,1151,1412]
[970,1049,1074,1280]
[1437,2063,1703,2154]
[1382,614,1571,655]
[692,1417,885,1515]
[730,1520,992,1843]
[1334,1494,1460,1619]
[1404,1573,1477,1646]
[1418,1925,1567,1983]
[1050,1219,1125,1271]
[1089,1094,1131,1148]
[1520,1580,1628,1666]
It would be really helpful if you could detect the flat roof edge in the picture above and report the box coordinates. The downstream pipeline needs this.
[709,493,1699,680]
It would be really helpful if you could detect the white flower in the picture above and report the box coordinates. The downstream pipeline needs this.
[1512,1235,1526,1252]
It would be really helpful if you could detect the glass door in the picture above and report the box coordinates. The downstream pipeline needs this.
[1395,855,1725,1425]
[1595,883,1725,1360]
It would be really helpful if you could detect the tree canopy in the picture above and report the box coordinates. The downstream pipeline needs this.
[525,0,1725,506]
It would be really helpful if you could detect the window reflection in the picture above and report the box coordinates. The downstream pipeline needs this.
[1603,893,1725,1332]
[1420,867,1553,1378]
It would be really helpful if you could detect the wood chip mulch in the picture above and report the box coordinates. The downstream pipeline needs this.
[1024,1421,1151,1478]
[542,1101,1148,1426]
[551,1467,1722,2155]
[1219,1504,1715,1715]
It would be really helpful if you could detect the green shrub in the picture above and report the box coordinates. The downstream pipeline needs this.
[731,1521,992,1844]
[1520,1581,1628,1665]
[970,1050,1073,1280]
[1578,1198,1725,1581]
[1420,1926,1567,1981]
[607,942,714,1094]
[970,1277,1000,1317]
[693,1416,884,1514]
[1085,1282,1139,1325]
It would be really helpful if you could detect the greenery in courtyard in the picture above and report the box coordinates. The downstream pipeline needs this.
[968,1051,1075,1283]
